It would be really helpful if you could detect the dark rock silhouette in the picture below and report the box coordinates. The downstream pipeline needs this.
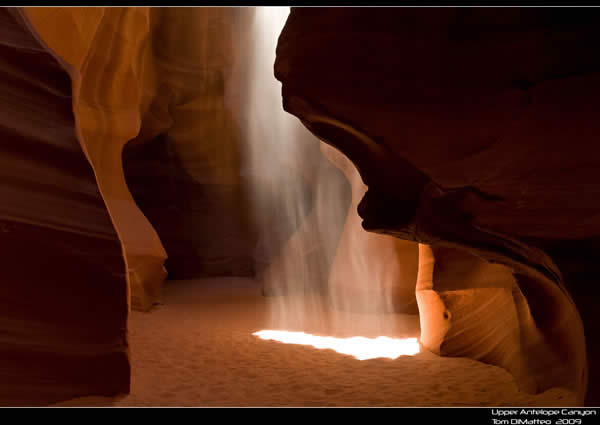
[275,7,600,404]
[0,8,129,406]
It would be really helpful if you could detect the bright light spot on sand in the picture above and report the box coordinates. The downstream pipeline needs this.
[253,330,420,360]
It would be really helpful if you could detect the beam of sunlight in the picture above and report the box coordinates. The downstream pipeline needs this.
[253,330,420,360]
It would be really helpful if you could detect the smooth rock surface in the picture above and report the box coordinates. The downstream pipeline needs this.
[275,7,597,404]
[23,7,168,311]
[123,8,256,280]
[0,8,129,406]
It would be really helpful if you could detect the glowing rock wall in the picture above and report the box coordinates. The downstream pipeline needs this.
[23,7,168,311]
[0,6,255,405]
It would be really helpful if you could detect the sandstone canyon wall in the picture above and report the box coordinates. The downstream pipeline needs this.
[0,6,337,405]
[275,7,598,404]
[0,8,129,406]
[21,7,258,307]
[3,5,597,407]
[22,7,169,311]
[0,6,258,405]
[123,8,256,280]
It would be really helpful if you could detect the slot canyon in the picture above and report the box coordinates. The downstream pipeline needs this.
[1,6,599,407]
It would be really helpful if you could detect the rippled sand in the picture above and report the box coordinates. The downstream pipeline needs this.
[54,277,577,407]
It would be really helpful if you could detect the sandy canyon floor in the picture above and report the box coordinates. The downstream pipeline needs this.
[54,278,577,407]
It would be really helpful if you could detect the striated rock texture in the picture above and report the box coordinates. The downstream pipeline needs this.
[0,6,258,404]
[275,7,600,404]
[416,244,583,397]
[0,8,129,405]
[22,7,169,311]
[21,7,256,304]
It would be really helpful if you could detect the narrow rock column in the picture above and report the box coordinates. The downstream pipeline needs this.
[415,244,451,354]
